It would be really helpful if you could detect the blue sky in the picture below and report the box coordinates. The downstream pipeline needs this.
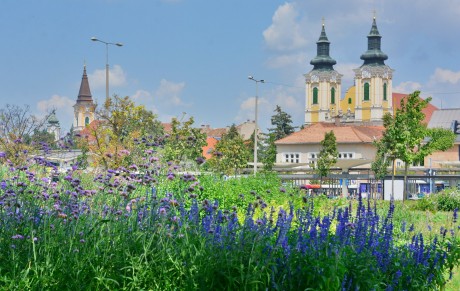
[1,0,460,134]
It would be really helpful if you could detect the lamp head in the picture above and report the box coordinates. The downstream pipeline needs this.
[91,37,98,41]
[261,80,265,83]
[115,43,123,47]
[248,75,253,80]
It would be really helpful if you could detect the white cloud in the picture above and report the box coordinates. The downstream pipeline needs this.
[131,89,159,114]
[236,96,270,122]
[154,79,186,106]
[429,68,460,85]
[335,63,360,87]
[37,94,74,113]
[266,53,306,69]
[88,65,127,89]
[36,95,75,132]
[263,2,308,51]
[393,81,422,94]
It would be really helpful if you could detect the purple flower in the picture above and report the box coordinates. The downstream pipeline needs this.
[196,156,205,165]
[0,152,6,158]
[453,208,458,223]
[11,234,24,240]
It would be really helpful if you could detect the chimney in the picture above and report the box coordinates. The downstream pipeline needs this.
[334,116,340,126]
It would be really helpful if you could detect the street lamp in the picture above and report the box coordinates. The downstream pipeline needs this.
[91,37,123,99]
[248,75,264,175]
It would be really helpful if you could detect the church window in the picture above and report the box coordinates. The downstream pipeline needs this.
[313,87,318,104]
[383,83,387,101]
[330,87,335,104]
[85,117,90,126]
[348,97,352,104]
[364,83,370,101]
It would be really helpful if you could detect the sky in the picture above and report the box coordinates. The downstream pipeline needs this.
[1,0,460,134]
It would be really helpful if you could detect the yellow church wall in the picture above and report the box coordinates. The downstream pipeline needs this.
[339,86,356,113]
[361,104,371,121]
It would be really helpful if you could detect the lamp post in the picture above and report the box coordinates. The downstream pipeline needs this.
[91,37,123,99]
[248,76,264,175]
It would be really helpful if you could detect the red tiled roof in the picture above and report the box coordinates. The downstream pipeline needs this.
[392,93,437,124]
[275,123,384,145]
[201,127,227,138]
[162,122,172,133]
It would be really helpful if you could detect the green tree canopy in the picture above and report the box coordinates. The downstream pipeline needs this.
[259,105,296,171]
[162,116,207,166]
[316,130,338,183]
[207,129,250,176]
[377,91,455,199]
[269,105,296,140]
[78,95,164,169]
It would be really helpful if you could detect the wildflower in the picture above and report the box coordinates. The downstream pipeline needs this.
[80,239,85,243]
[58,213,67,219]
[279,187,286,193]
[195,156,205,165]
[11,234,24,239]
[159,207,167,215]
[454,208,458,223]
[0,152,6,158]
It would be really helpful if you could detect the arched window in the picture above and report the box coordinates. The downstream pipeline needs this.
[364,83,370,101]
[383,83,387,101]
[348,97,352,104]
[330,87,335,104]
[313,87,318,104]
[85,117,90,126]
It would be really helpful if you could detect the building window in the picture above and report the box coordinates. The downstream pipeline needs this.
[383,83,387,101]
[331,87,335,104]
[312,87,318,104]
[284,153,300,163]
[338,152,354,159]
[348,97,352,105]
[364,83,370,101]
[85,117,90,126]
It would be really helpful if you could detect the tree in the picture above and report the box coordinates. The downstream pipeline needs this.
[379,91,455,200]
[259,133,277,171]
[269,105,296,140]
[78,95,164,170]
[207,128,250,176]
[259,105,296,171]
[315,131,338,191]
[0,104,48,165]
[162,116,207,166]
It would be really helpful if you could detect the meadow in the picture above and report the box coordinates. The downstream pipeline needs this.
[0,152,459,290]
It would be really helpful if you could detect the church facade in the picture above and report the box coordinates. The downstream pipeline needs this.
[305,17,393,125]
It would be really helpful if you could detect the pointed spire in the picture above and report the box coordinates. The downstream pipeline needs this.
[360,15,388,66]
[310,20,337,71]
[76,64,93,103]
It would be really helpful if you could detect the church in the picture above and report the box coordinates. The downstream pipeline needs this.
[275,16,434,172]
[304,16,393,125]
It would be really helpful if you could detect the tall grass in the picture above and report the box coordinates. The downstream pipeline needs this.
[0,157,459,290]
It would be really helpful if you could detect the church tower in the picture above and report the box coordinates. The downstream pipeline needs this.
[353,16,394,123]
[305,22,342,124]
[73,65,96,132]
[46,109,61,142]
